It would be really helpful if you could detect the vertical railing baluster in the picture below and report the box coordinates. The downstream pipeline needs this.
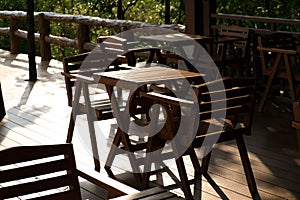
[77,23,90,53]
[9,17,19,54]
[39,13,51,61]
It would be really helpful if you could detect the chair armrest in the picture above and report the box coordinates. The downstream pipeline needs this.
[73,74,95,83]
[61,71,77,79]
[141,91,194,106]
[292,121,300,129]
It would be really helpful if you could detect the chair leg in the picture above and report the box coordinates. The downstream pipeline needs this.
[189,149,202,200]
[105,128,122,177]
[66,112,75,143]
[200,152,229,200]
[175,156,194,200]
[105,128,143,189]
[236,136,261,200]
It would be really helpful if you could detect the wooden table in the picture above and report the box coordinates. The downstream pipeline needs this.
[140,33,213,56]
[92,64,203,195]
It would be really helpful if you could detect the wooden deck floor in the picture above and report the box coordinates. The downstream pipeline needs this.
[0,49,299,199]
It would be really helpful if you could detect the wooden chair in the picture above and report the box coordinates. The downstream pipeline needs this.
[141,77,260,199]
[0,143,82,199]
[292,101,300,151]
[256,33,300,112]
[213,25,251,77]
[0,143,148,199]
[102,53,205,187]
[62,51,126,172]
[62,48,162,172]
[98,35,160,67]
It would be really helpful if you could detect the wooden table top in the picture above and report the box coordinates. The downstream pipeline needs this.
[93,65,204,89]
[140,33,212,44]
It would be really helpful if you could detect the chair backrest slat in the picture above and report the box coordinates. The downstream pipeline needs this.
[196,77,256,128]
[0,144,81,200]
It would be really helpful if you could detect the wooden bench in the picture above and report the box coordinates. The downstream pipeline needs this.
[0,82,5,121]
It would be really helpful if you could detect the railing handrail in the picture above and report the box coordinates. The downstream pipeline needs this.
[212,13,300,26]
[0,10,299,63]
[0,11,185,30]
[0,10,185,62]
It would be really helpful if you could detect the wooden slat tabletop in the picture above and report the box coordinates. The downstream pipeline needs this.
[94,65,204,88]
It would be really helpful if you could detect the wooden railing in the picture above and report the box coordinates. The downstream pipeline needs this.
[1,11,299,62]
[0,11,184,62]
[211,13,300,35]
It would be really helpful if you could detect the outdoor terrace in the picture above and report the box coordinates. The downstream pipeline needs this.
[0,49,299,199]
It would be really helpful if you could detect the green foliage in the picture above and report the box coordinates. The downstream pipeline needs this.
[216,0,300,31]
[0,0,299,59]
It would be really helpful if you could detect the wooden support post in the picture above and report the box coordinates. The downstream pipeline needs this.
[0,83,5,121]
[9,17,19,54]
[185,0,201,34]
[27,0,37,81]
[77,23,90,53]
[184,0,216,36]
[165,0,170,24]
[39,13,51,61]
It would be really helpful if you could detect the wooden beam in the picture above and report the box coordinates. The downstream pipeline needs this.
[184,0,216,36]
[27,0,37,81]
[185,0,201,34]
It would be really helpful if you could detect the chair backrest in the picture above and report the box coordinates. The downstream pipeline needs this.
[142,77,256,145]
[197,77,256,125]
[0,144,81,200]
[218,25,249,48]
[193,77,257,142]
[62,51,123,106]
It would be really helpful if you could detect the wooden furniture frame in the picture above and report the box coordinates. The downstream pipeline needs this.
[256,33,299,112]
[141,77,260,200]
[213,25,251,77]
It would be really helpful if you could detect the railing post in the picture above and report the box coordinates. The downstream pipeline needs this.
[77,23,90,53]
[9,17,19,54]
[39,13,51,61]
[270,23,277,32]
